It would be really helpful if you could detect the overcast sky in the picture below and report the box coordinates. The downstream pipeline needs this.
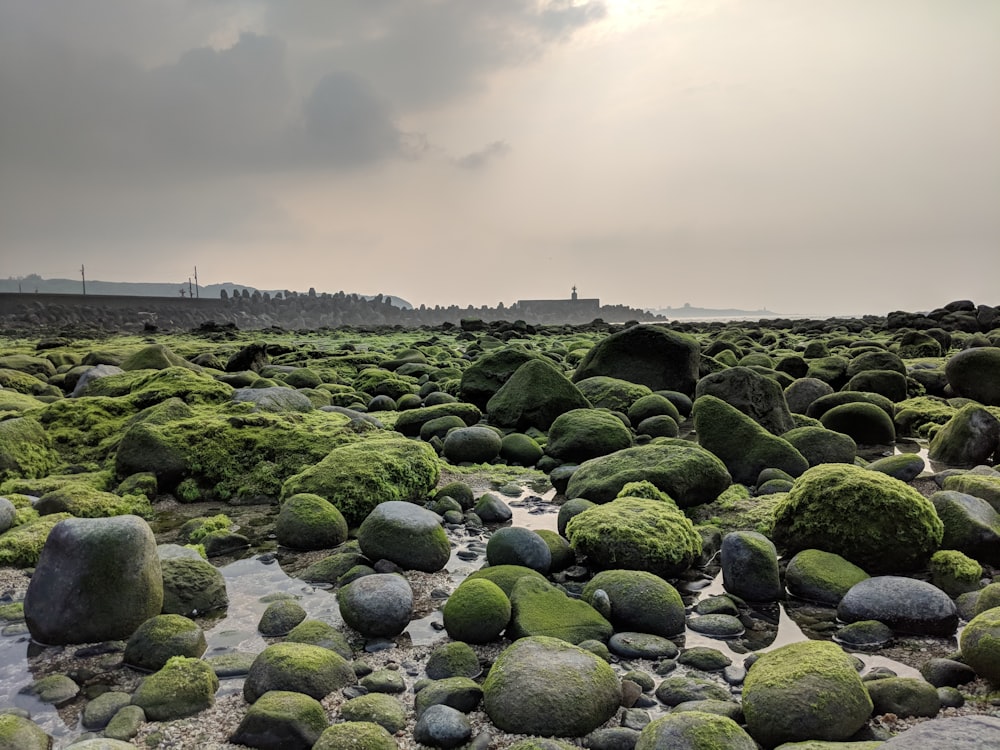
[1,1,997,316]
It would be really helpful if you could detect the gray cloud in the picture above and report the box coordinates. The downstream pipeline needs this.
[454,141,511,171]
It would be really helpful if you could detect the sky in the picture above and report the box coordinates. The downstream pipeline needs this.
[1,0,998,317]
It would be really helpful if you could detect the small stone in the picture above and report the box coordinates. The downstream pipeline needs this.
[413,704,473,749]
[677,646,732,671]
[608,632,679,660]
[687,614,745,637]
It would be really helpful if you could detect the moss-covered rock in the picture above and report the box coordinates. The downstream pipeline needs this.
[942,473,1000,511]
[0,713,51,750]
[275,493,348,551]
[545,408,633,463]
[124,614,207,671]
[932,490,1000,565]
[121,344,200,372]
[574,376,652,412]
[131,656,219,721]
[0,417,56,483]
[465,564,547,595]
[565,496,702,578]
[160,556,229,617]
[636,711,757,750]
[565,441,731,507]
[499,432,544,466]
[313,722,397,750]
[393,402,483,437]
[357,500,450,572]
[573,325,701,396]
[413,676,483,718]
[773,464,942,573]
[894,396,958,438]
[352,368,419,401]
[742,641,873,747]
[945,347,1000,406]
[487,358,590,431]
[280,435,439,526]
[806,391,894,422]
[508,576,612,644]
[339,693,407,733]
[442,578,511,643]
[929,549,982,597]
[784,549,869,606]
[230,689,328,750]
[459,347,541,408]
[695,366,797,434]
[34,484,152,519]
[243,642,357,703]
[960,606,1000,683]
[482,635,621,737]
[0,512,71,566]
[581,569,685,637]
[442,425,502,464]
[693,395,808,485]
[928,403,1000,467]
[782,426,857,466]
[337,573,413,638]
[819,401,897,445]
[285,619,353,660]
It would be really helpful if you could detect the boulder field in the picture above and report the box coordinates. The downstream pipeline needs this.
[1,301,1000,746]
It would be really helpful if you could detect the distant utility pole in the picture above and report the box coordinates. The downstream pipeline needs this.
[193,266,199,299]
[188,277,193,299]
[81,265,86,295]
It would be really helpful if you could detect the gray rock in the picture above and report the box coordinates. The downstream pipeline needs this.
[103,704,146,741]
[721,531,782,602]
[933,490,1000,565]
[414,677,484,719]
[838,576,958,636]
[21,674,78,705]
[687,614,744,638]
[654,676,731,706]
[473,493,513,523]
[867,453,926,481]
[357,501,450,573]
[784,377,834,415]
[442,426,502,464]
[945,347,1000,406]
[337,573,413,638]
[583,727,641,750]
[82,691,133,729]
[677,647,732,672]
[881,715,1000,748]
[413,704,473,749]
[920,657,977,688]
[929,403,1000,467]
[485,526,551,573]
[24,515,162,645]
[608,632,679,660]
[834,619,893,649]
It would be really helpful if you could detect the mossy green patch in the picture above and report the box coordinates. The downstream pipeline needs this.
[281,434,439,526]
[33,396,136,467]
[35,483,153,519]
[0,512,73,566]
[0,416,57,483]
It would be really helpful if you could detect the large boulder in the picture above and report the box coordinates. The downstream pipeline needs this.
[486,358,590,431]
[337,573,413,638]
[0,416,56,483]
[959,606,1000,684]
[880,715,1000,749]
[459,347,541,409]
[482,636,621,737]
[565,495,702,578]
[782,426,857,467]
[928,403,1000,467]
[721,531,782,602]
[131,656,219,721]
[742,641,873,748]
[545,408,633,463]
[581,569,685,637]
[442,578,512,644]
[693,395,808,485]
[280,436,439,527]
[160,555,228,617]
[230,690,329,750]
[357,501,450,572]
[932,490,1000,565]
[574,376,653,412]
[565,441,731,507]
[243,642,357,703]
[771,464,943,573]
[784,549,869,606]
[441,426,503,464]
[275,493,349,551]
[945,347,1000,405]
[838,576,958,636]
[24,515,163,644]
[572,325,700,396]
[695,367,796,434]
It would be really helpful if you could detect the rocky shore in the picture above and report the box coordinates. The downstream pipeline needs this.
[2,298,1000,749]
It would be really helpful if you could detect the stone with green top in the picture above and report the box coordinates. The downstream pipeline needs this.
[131,656,219,721]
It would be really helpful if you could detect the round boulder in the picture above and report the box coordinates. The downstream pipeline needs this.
[337,573,413,638]
[838,576,958,636]
[581,569,685,637]
[24,515,163,645]
[635,711,756,750]
[275,493,348,551]
[960,606,1000,683]
[545,408,633,463]
[485,527,551,573]
[243,642,357,703]
[945,347,1000,406]
[124,614,206,672]
[358,501,450,573]
[442,578,511,643]
[482,635,621,737]
[442,426,502,464]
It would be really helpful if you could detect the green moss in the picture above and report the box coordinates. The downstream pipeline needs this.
[960,606,1000,683]
[280,435,439,526]
[894,396,958,438]
[0,713,51,749]
[313,722,397,750]
[685,483,784,536]
[573,375,653,412]
[35,484,153,519]
[339,693,407,733]
[131,655,219,721]
[566,496,702,577]
[771,463,943,573]
[466,564,547,596]
[121,344,200,372]
[929,549,982,596]
[179,514,233,544]
[0,367,52,396]
[351,368,419,400]
[33,396,136,467]
[636,711,756,750]
[0,416,57,482]
[942,474,1000,509]
[442,578,511,644]
[1,470,113,497]
[0,512,73,566]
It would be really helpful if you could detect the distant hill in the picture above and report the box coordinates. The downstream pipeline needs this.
[646,303,778,318]
[0,274,412,309]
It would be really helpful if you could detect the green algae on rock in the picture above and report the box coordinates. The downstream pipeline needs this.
[771,463,943,573]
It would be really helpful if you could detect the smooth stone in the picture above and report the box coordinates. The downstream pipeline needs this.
[838,576,958,636]
[608,632,679,660]
[880,715,1000,748]
[413,704,473,749]
[687,614,745,638]
[677,647,732,671]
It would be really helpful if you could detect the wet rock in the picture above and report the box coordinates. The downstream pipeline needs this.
[881,715,1000,748]
[721,531,782,602]
[337,573,413,638]
[866,676,941,718]
[608,632,679,660]
[358,501,450,573]
[124,614,207,671]
[243,642,357,703]
[486,527,551,573]
[230,690,328,750]
[582,570,685,638]
[784,549,869,606]
[413,704,473,749]
[258,599,307,637]
[838,576,958,636]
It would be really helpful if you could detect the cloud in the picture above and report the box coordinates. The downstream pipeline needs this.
[454,141,511,171]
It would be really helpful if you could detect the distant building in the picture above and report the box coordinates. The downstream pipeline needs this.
[512,286,601,318]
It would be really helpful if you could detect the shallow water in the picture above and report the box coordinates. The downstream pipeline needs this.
[0,478,949,745]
